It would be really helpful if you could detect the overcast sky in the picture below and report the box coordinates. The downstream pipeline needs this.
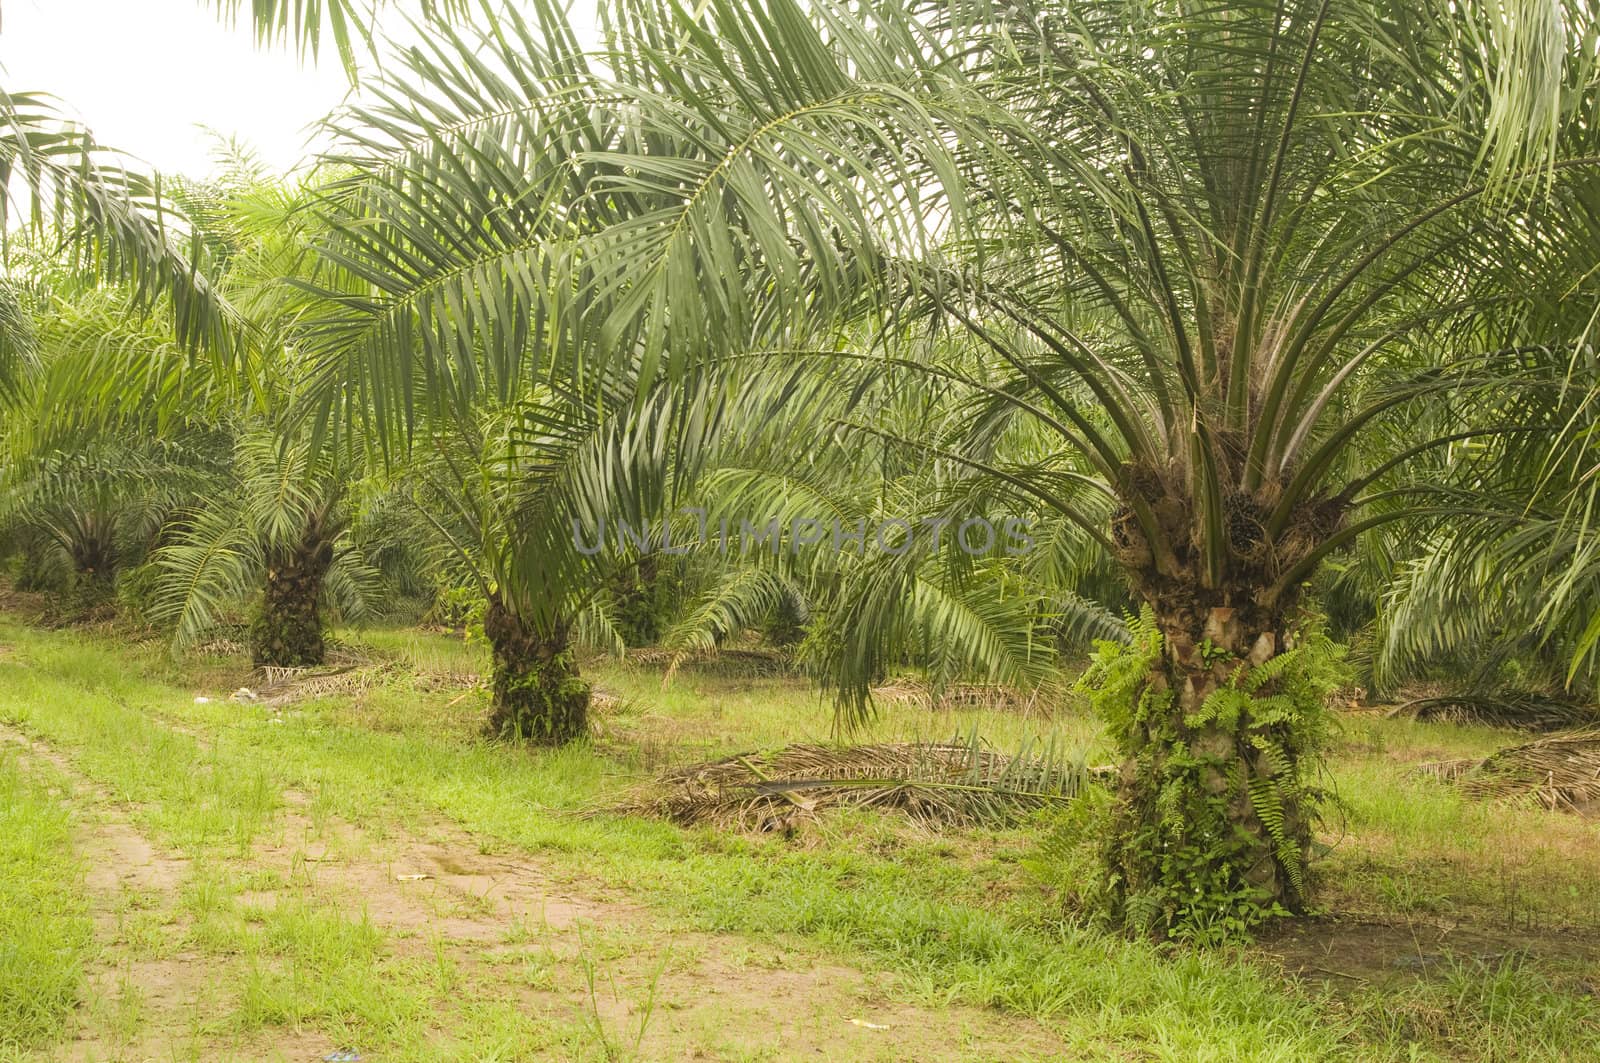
[0,0,600,180]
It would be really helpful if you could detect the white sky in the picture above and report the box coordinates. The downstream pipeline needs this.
[0,0,600,180]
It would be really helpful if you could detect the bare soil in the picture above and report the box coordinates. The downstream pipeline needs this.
[4,725,1068,1061]
[3,726,207,1063]
[1260,912,1600,990]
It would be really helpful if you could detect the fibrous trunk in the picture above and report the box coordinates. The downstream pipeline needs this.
[1100,469,1342,936]
[67,527,118,608]
[483,594,588,745]
[251,536,333,668]
[1110,593,1311,926]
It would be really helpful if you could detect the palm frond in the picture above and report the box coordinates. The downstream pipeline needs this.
[611,734,1109,830]
[149,502,260,652]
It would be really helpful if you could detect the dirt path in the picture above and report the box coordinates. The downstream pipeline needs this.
[4,724,1068,1061]
[1,726,215,1063]
[259,792,1069,1060]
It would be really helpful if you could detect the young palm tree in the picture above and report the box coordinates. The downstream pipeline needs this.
[400,402,648,742]
[149,427,376,665]
[0,273,228,611]
[300,5,856,742]
[12,158,382,665]
[306,0,1600,933]
[0,433,218,608]
[148,168,390,667]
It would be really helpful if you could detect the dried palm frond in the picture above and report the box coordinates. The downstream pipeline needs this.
[411,670,483,693]
[0,585,49,622]
[252,662,398,706]
[1406,758,1480,784]
[870,681,933,709]
[324,641,388,669]
[627,645,793,678]
[869,678,1048,714]
[610,734,1111,830]
[257,664,315,687]
[1456,728,1600,813]
[192,635,248,657]
[940,683,1037,711]
[1387,691,1600,732]
[705,648,794,676]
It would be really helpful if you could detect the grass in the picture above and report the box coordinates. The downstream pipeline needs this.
[0,748,93,1055]
[1,618,1598,1059]
[1323,714,1600,929]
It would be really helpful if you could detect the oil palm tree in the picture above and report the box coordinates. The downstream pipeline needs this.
[0,274,229,610]
[0,93,231,603]
[0,432,221,609]
[299,3,861,741]
[148,167,389,667]
[400,398,675,741]
[148,426,376,665]
[306,0,1600,933]
[15,157,381,665]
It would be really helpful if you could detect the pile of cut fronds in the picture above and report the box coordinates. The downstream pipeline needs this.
[1459,728,1600,813]
[192,636,248,657]
[1411,728,1600,814]
[870,679,1042,714]
[1387,690,1599,732]
[611,734,1108,831]
[627,645,794,680]
[323,641,389,669]
[1405,758,1479,784]
[252,662,399,707]
[411,669,483,693]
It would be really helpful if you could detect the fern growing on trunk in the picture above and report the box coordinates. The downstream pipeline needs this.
[1072,609,1346,941]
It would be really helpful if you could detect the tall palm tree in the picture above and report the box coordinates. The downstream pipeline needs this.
[307,0,1600,933]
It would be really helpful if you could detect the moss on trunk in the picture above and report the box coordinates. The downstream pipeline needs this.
[483,595,588,745]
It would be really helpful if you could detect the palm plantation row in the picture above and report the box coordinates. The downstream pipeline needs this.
[4,0,1599,941]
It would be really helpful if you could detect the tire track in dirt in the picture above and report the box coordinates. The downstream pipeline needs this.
[0,725,215,1063]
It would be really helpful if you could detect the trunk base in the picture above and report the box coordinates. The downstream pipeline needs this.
[1081,599,1330,941]
[251,545,331,668]
[484,597,588,745]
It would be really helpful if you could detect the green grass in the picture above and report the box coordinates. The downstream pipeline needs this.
[0,750,93,1055]
[1324,714,1600,929]
[2,618,1598,1060]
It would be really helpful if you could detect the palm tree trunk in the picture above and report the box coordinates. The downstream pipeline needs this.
[251,538,333,668]
[1102,484,1337,936]
[483,594,588,745]
[66,524,119,607]
[1116,596,1308,914]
